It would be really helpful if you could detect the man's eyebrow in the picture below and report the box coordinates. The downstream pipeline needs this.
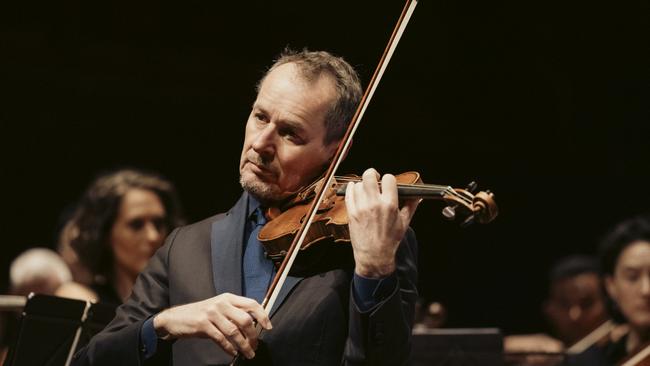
[252,103,266,113]
[277,118,307,134]
[252,104,307,134]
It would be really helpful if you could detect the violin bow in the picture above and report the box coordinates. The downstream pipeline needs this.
[261,0,419,317]
[231,1,419,363]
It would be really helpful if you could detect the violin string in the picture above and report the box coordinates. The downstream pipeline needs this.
[333,176,450,190]
[330,181,474,205]
[332,180,461,194]
[332,182,450,193]
[332,177,450,191]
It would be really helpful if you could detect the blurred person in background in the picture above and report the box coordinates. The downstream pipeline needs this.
[567,216,650,365]
[504,255,610,366]
[543,255,610,348]
[2,247,73,363]
[58,218,95,287]
[412,299,447,332]
[9,247,72,296]
[56,168,185,305]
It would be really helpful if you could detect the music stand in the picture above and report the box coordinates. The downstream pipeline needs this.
[411,328,504,366]
[75,300,116,354]
[3,294,115,366]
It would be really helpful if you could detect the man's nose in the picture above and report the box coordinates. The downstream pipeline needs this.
[251,124,276,157]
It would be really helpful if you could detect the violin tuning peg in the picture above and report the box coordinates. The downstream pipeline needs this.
[466,181,478,193]
[442,206,456,220]
[461,215,475,228]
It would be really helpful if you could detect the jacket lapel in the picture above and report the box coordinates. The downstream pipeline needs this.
[211,192,248,296]
[210,191,305,316]
[269,275,302,317]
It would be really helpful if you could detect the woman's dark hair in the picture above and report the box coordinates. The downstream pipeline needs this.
[599,216,650,323]
[600,215,650,276]
[70,169,185,283]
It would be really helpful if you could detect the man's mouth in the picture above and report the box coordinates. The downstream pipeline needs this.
[247,160,275,179]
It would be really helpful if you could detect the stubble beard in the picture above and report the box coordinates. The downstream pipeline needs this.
[239,173,284,205]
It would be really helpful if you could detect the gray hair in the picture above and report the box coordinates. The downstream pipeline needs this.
[258,48,363,145]
[10,248,72,295]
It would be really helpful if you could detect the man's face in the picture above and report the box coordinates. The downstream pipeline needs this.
[239,63,339,203]
[606,241,650,332]
[544,272,608,345]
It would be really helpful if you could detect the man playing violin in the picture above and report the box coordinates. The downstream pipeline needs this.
[72,49,420,365]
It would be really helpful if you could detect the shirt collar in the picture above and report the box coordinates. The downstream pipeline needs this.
[247,193,262,219]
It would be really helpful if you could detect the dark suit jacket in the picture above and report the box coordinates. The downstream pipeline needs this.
[72,192,418,366]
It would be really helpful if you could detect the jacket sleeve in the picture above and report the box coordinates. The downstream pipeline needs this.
[71,228,180,366]
[343,228,419,366]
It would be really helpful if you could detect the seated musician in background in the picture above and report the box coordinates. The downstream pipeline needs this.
[413,299,447,332]
[56,169,185,305]
[72,49,420,366]
[1,247,74,364]
[9,247,72,296]
[566,215,650,365]
[504,255,609,366]
[543,255,610,348]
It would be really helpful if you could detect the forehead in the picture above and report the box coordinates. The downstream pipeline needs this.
[256,63,336,119]
[262,62,329,90]
[616,240,650,270]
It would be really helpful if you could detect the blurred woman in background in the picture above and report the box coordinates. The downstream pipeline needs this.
[56,169,184,304]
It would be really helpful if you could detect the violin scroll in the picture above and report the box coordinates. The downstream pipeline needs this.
[441,183,498,227]
[472,190,498,224]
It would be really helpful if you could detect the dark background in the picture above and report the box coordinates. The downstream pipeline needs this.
[1,0,649,334]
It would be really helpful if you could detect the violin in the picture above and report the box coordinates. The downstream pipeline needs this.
[259,171,498,264]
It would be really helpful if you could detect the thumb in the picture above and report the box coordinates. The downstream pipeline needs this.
[399,198,421,225]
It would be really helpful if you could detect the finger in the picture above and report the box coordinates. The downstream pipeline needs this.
[353,176,366,205]
[232,296,272,331]
[344,181,357,216]
[206,327,238,357]
[228,308,258,350]
[380,173,398,208]
[361,168,380,195]
[213,315,255,359]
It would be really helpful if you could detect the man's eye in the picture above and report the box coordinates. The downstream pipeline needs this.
[279,128,303,144]
[255,113,268,122]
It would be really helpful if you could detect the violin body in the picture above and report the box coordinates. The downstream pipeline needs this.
[259,172,423,264]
